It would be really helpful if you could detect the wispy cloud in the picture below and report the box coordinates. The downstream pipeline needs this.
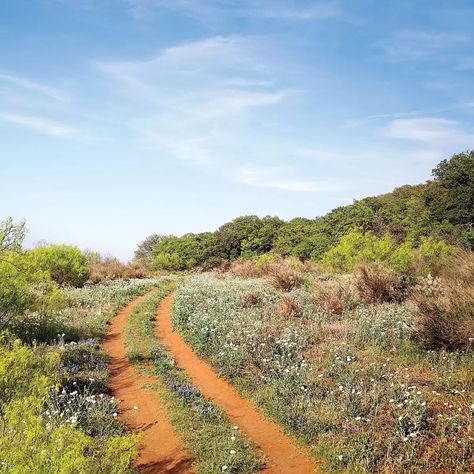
[376,30,469,63]
[0,71,67,102]
[0,112,78,137]
[236,165,341,192]
[124,0,340,22]
[384,117,474,146]
[95,36,332,192]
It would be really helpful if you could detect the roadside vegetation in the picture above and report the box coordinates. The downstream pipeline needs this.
[0,217,162,473]
[124,289,264,474]
[172,253,474,473]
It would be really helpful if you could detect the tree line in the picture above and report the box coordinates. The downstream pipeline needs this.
[135,151,474,272]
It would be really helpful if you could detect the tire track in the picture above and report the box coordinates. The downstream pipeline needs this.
[156,292,318,474]
[104,290,193,473]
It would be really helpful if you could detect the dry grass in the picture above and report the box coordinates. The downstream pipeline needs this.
[312,279,353,315]
[229,260,263,278]
[413,252,474,351]
[279,294,301,318]
[88,259,149,283]
[354,262,411,304]
[269,260,305,292]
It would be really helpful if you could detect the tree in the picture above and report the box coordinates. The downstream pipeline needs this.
[134,234,164,264]
[430,150,474,226]
[0,218,35,330]
[213,216,264,260]
[0,218,26,253]
[26,245,89,287]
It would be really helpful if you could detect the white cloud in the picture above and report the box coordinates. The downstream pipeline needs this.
[376,30,469,63]
[124,0,340,22]
[0,72,67,102]
[97,36,293,166]
[384,117,474,146]
[236,165,341,192]
[0,113,77,137]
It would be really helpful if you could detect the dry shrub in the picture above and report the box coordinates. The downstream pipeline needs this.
[89,259,149,283]
[229,260,262,278]
[312,280,351,315]
[413,252,474,351]
[269,260,305,292]
[279,294,301,318]
[243,292,260,308]
[354,262,411,304]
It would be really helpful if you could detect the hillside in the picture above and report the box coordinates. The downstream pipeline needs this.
[136,151,474,272]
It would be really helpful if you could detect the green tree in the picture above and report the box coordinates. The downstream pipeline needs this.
[134,234,164,264]
[431,150,474,226]
[26,245,89,287]
[213,216,264,260]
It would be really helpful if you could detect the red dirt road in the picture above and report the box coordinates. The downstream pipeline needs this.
[156,292,318,474]
[104,291,193,473]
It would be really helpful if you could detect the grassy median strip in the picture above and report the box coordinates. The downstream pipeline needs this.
[124,286,264,474]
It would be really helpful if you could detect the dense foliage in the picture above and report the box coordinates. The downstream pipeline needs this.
[138,151,474,271]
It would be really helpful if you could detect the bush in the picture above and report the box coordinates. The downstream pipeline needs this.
[413,252,474,351]
[312,278,353,315]
[0,335,138,473]
[27,245,89,287]
[279,294,301,318]
[229,260,263,278]
[88,258,149,283]
[416,237,456,276]
[354,262,412,304]
[268,259,305,292]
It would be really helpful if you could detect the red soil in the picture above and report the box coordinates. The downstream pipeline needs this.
[104,291,193,473]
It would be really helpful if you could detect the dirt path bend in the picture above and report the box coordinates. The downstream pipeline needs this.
[104,290,193,474]
[156,292,318,474]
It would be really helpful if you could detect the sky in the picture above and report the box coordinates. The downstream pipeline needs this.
[1,0,473,260]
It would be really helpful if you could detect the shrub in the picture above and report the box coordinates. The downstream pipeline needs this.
[229,260,263,278]
[269,260,305,292]
[413,252,474,351]
[27,245,89,287]
[322,230,397,272]
[279,294,301,318]
[416,237,457,276]
[354,262,411,304]
[312,279,353,315]
[0,335,138,473]
[88,258,149,283]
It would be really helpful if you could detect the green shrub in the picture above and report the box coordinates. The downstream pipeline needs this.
[27,245,89,287]
[0,335,138,473]
[417,237,456,276]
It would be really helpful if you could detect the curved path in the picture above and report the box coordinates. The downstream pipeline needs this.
[156,292,318,474]
[104,290,193,473]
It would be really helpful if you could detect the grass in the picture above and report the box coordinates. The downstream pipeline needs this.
[123,286,264,474]
[172,274,474,473]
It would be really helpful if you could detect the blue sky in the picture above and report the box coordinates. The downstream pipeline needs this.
[1,0,473,259]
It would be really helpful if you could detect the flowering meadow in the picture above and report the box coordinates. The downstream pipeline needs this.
[173,274,474,473]
[1,278,164,473]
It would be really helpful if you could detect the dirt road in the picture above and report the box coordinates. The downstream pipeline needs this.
[104,291,193,473]
[156,292,317,474]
